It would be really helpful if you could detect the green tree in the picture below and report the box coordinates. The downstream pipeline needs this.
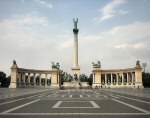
[88,74,93,86]
[79,74,88,82]
[142,72,150,87]
[0,71,10,87]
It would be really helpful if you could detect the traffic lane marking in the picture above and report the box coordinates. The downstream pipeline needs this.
[0,89,55,101]
[115,94,150,104]
[112,99,149,113]
[0,112,150,116]
[113,97,150,112]
[52,101,100,108]
[27,90,58,98]
[2,99,40,114]
[102,90,150,102]
[0,98,25,106]
[101,90,150,104]
[0,99,39,113]
[5,99,144,113]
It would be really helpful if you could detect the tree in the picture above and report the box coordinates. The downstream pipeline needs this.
[142,72,150,87]
[60,70,73,84]
[0,71,10,87]
[88,74,93,86]
[79,74,88,82]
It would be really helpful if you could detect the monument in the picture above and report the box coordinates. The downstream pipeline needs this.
[72,18,80,79]
[9,19,143,89]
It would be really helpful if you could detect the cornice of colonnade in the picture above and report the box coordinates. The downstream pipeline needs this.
[17,67,60,74]
[92,67,136,73]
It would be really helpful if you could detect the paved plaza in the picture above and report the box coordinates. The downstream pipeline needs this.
[0,88,150,118]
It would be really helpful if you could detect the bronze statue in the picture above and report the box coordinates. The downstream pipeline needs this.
[51,62,60,69]
[136,60,140,66]
[13,60,16,65]
[73,18,78,29]
[92,61,101,68]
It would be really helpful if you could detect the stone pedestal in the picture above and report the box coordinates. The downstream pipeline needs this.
[92,68,101,88]
[9,64,18,88]
[72,67,80,79]
[51,69,60,88]
[135,66,143,88]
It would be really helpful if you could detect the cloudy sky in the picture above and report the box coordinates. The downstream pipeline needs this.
[0,0,150,76]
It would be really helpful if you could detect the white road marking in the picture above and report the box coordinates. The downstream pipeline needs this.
[27,91,53,98]
[2,99,40,114]
[87,95,90,97]
[112,99,149,113]
[80,95,83,98]
[69,95,72,98]
[109,95,119,99]
[52,101,100,108]
[62,95,65,97]
[90,101,100,108]
[0,98,25,106]
[115,94,150,105]
[103,91,150,104]
[1,113,150,115]
[38,95,45,97]
[52,101,62,108]
[62,101,92,102]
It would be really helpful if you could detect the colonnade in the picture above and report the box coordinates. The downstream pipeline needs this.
[9,63,60,88]
[93,72,135,87]
[92,62,143,88]
[16,72,52,87]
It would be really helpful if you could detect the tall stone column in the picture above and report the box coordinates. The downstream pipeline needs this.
[122,73,124,85]
[105,74,107,85]
[116,73,118,85]
[72,18,80,78]
[111,73,113,85]
[127,73,129,85]
[33,73,36,86]
[18,73,21,85]
[22,73,25,84]
[45,74,48,87]
[39,74,41,86]
[28,73,30,85]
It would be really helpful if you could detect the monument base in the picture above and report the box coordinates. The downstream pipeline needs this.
[63,81,80,89]
[92,83,101,88]
[72,67,80,78]
[50,84,59,88]
[9,82,17,88]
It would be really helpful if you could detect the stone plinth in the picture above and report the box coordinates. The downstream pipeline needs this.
[92,68,102,88]
[9,64,18,88]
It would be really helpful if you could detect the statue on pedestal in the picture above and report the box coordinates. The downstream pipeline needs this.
[51,62,60,69]
[92,61,101,68]
[73,18,78,29]
[13,60,17,65]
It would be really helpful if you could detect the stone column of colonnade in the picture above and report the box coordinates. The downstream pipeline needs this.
[45,74,48,87]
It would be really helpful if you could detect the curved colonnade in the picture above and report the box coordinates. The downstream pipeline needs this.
[9,63,60,88]
[92,64,143,88]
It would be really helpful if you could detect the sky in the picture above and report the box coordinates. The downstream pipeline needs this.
[0,0,150,76]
